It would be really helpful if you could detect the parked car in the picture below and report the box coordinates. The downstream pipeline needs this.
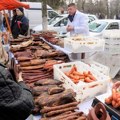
[32,14,98,37]
[89,19,120,37]
[87,14,98,23]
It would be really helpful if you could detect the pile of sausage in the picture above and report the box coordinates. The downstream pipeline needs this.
[40,102,87,120]
[10,36,69,84]
[30,78,87,120]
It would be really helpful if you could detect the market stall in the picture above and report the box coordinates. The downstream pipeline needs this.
[7,30,119,120]
[0,1,119,117]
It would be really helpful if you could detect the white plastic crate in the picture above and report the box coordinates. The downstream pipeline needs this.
[89,52,120,78]
[103,30,120,54]
[64,36,105,53]
[54,61,110,102]
[105,38,120,45]
[87,61,110,76]
[105,44,120,54]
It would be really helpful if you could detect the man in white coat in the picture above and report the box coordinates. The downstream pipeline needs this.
[66,3,89,36]
[66,3,89,60]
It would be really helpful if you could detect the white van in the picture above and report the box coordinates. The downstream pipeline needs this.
[22,2,59,29]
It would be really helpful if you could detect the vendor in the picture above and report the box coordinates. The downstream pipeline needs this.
[11,9,17,33]
[11,7,29,39]
[0,63,34,120]
[66,3,90,60]
[66,3,89,36]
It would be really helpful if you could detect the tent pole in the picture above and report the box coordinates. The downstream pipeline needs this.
[3,10,12,34]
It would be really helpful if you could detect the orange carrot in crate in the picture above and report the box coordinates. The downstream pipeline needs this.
[79,75,85,79]
[114,103,119,108]
[83,71,88,77]
[112,100,116,107]
[73,71,83,76]
[73,65,77,71]
[84,77,94,83]
[88,71,92,75]
[72,79,79,84]
[69,74,79,80]
[117,97,120,102]
[105,96,112,104]
[73,75,80,80]
[119,101,120,106]
[64,72,70,77]
[116,93,120,98]
[69,66,76,74]
[112,89,117,100]
[88,74,96,81]
[69,74,74,79]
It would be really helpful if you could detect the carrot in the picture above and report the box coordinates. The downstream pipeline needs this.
[69,66,76,74]
[64,72,70,77]
[74,75,80,80]
[72,79,79,84]
[118,101,120,106]
[112,100,116,107]
[116,93,120,98]
[117,97,120,102]
[69,74,74,79]
[84,77,94,83]
[73,65,77,71]
[79,75,85,79]
[88,71,92,75]
[105,96,112,104]
[69,74,79,80]
[73,71,83,76]
[105,98,112,104]
[83,71,88,77]
[112,89,117,101]
[88,74,96,81]
[114,103,119,108]
[80,79,85,82]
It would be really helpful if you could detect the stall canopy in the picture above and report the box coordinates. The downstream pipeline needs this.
[0,0,29,11]
[0,0,29,34]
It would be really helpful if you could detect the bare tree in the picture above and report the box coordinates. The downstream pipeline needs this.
[110,0,120,18]
[77,0,86,11]
[42,0,47,31]
[28,0,119,19]
[106,0,109,18]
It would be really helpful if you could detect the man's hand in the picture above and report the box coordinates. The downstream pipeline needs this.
[17,72,23,82]
[112,81,120,90]
[17,21,22,24]
[66,25,74,32]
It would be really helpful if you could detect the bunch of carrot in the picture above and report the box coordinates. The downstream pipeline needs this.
[64,65,96,84]
[105,82,120,109]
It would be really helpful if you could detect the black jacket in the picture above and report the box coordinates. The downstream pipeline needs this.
[0,63,34,120]
[11,15,29,39]
[11,15,17,30]
[3,16,10,29]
